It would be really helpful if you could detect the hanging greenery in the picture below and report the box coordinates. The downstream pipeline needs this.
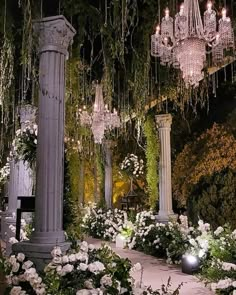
[144,114,159,209]
[0,36,14,108]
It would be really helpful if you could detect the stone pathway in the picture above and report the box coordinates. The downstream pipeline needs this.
[86,237,214,295]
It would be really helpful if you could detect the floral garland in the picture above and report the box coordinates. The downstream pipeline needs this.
[120,154,144,178]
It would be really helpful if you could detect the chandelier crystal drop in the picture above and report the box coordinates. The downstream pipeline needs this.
[79,84,121,144]
[151,0,235,88]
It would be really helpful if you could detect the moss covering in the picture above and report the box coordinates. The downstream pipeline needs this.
[144,114,159,209]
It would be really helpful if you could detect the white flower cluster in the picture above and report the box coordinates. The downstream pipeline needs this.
[83,205,128,242]
[8,219,30,245]
[6,253,46,295]
[0,161,10,184]
[12,123,38,161]
[120,154,144,177]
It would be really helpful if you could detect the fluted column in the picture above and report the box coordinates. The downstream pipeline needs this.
[104,140,114,208]
[13,16,76,268]
[32,16,75,244]
[155,114,176,223]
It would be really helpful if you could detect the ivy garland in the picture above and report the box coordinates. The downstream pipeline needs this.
[144,114,159,209]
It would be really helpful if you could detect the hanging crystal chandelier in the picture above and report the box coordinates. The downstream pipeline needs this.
[151,0,234,88]
[79,84,121,144]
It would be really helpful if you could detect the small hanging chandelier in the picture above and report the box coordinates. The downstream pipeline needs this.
[151,0,234,88]
[79,84,121,144]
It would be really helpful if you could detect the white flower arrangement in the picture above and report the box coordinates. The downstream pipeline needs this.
[11,122,38,166]
[0,161,10,184]
[120,153,144,177]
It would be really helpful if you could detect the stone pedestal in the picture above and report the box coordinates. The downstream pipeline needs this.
[155,114,177,223]
[13,15,76,268]
[104,140,114,209]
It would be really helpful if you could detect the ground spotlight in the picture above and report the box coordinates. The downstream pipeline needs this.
[181,254,200,274]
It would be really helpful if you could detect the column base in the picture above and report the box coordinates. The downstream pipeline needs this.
[12,240,71,271]
[156,212,178,224]
[30,230,65,244]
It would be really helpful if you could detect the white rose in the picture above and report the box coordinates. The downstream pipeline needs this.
[84,279,94,289]
[11,276,19,285]
[9,255,17,265]
[68,254,76,262]
[80,241,88,252]
[88,261,105,274]
[62,263,74,273]
[16,253,25,262]
[62,255,69,264]
[10,286,22,295]
[12,262,20,273]
[100,274,113,286]
[22,260,34,270]
[79,263,88,271]
[51,246,62,257]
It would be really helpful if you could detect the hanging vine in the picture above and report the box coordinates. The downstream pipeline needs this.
[0,36,14,109]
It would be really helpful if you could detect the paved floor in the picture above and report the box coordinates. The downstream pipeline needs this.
[86,237,214,295]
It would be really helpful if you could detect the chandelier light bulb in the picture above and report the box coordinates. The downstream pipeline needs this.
[207,1,212,11]
[156,25,160,34]
[83,105,86,110]
[222,8,226,18]
[180,3,184,14]
[165,8,170,19]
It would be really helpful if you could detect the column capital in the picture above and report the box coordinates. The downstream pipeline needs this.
[18,104,37,126]
[155,114,172,128]
[33,15,76,55]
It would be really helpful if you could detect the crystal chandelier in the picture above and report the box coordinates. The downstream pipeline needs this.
[151,0,234,88]
[79,84,121,144]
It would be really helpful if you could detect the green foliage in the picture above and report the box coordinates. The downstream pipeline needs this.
[188,169,236,229]
[95,144,105,206]
[0,35,14,107]
[63,153,83,240]
[173,123,236,206]
[143,114,159,209]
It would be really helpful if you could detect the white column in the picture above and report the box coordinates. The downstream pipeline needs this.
[155,114,176,223]
[104,140,114,209]
[13,15,76,270]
